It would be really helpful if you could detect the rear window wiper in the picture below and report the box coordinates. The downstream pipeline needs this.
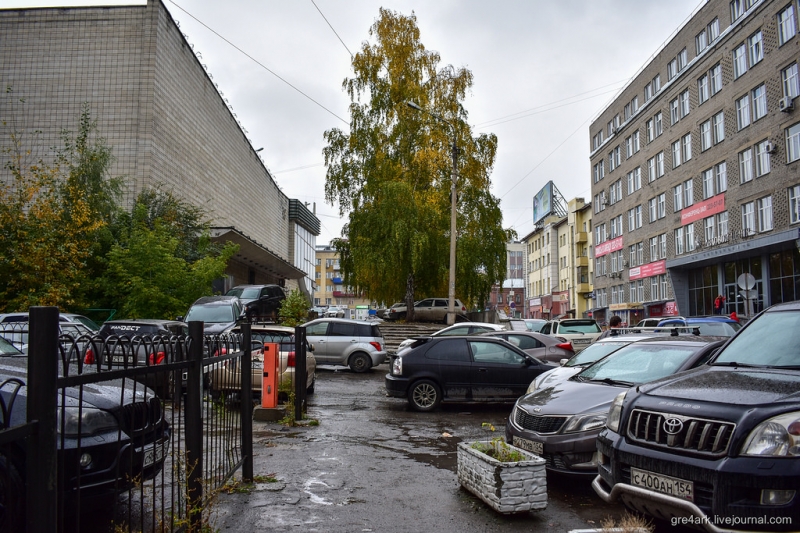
[590,377,634,387]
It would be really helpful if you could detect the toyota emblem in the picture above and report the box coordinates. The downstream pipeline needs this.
[663,417,684,435]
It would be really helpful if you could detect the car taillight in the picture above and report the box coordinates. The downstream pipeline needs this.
[370,341,382,351]
[287,352,296,367]
[84,349,95,365]
[556,342,574,352]
[213,347,227,357]
[148,351,166,365]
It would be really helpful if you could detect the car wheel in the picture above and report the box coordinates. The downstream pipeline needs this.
[0,451,25,532]
[349,352,372,373]
[408,379,441,412]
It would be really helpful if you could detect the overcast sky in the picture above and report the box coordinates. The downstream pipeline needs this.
[7,0,704,244]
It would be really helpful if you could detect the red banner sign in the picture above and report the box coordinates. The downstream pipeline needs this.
[681,194,725,225]
[628,260,666,281]
[595,236,624,258]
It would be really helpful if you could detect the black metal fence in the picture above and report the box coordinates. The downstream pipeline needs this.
[0,307,268,533]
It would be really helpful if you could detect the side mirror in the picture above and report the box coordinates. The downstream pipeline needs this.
[560,358,569,366]
[176,316,184,321]
[307,343,315,353]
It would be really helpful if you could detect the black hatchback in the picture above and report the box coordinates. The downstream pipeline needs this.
[385,336,556,411]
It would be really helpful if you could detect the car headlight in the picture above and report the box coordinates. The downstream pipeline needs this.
[526,377,540,394]
[391,356,402,376]
[741,412,800,457]
[562,412,607,433]
[606,391,627,434]
[58,407,119,437]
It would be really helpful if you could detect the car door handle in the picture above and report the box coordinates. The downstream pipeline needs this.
[477,367,488,372]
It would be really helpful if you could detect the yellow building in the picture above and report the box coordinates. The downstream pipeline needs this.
[314,244,373,318]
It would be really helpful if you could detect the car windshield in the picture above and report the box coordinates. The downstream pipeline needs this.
[559,321,601,334]
[576,343,701,384]
[227,287,260,299]
[0,336,23,355]
[712,310,800,368]
[185,305,235,323]
[566,341,630,367]
[525,320,545,332]
[69,315,101,331]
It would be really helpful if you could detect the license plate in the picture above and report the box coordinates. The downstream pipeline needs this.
[512,436,543,455]
[630,467,693,501]
[572,339,590,345]
[140,438,169,469]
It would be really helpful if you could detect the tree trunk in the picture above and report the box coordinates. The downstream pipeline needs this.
[405,273,415,322]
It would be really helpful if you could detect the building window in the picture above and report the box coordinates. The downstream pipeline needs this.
[593,161,605,183]
[656,151,664,177]
[674,183,684,212]
[700,120,712,151]
[610,179,622,204]
[698,74,710,104]
[752,84,767,121]
[739,147,754,183]
[654,112,662,137]
[789,185,800,224]
[682,133,692,162]
[657,193,666,219]
[659,234,667,259]
[755,140,771,177]
[704,216,715,241]
[628,205,643,231]
[741,201,755,236]
[668,58,678,81]
[731,0,747,22]
[696,28,708,55]
[757,196,773,232]
[713,111,725,144]
[670,97,679,125]
[684,178,694,208]
[672,140,682,168]
[717,212,728,237]
[678,48,687,70]
[679,89,690,118]
[649,197,657,223]
[748,31,763,66]
[710,64,722,96]
[627,167,642,193]
[782,63,799,98]
[647,156,656,183]
[736,95,751,130]
[675,227,685,255]
[733,43,747,78]
[786,122,800,162]
[715,162,728,194]
[649,236,658,261]
[778,4,797,46]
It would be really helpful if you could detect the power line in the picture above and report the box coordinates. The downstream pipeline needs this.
[310,0,353,59]
[166,0,349,125]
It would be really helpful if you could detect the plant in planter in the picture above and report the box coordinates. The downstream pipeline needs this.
[457,423,547,514]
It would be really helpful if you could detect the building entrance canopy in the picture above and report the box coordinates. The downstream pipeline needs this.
[211,227,304,280]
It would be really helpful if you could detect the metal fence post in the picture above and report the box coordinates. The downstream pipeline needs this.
[185,321,204,530]
[241,323,253,481]
[294,326,307,421]
[27,306,59,532]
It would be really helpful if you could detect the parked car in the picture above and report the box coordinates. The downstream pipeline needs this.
[0,334,171,528]
[479,330,575,363]
[526,334,657,394]
[506,335,725,476]
[0,311,100,332]
[522,319,547,332]
[304,318,386,372]
[325,305,346,318]
[180,295,243,334]
[385,302,411,321]
[593,301,800,530]
[655,315,741,336]
[385,335,557,411]
[225,284,286,322]
[396,322,506,352]
[0,320,95,355]
[210,324,316,398]
[411,298,468,323]
[540,318,602,353]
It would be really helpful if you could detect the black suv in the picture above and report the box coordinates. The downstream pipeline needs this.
[226,284,286,322]
[181,295,243,334]
[593,301,800,531]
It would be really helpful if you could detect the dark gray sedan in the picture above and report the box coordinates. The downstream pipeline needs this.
[479,330,575,363]
[505,336,725,476]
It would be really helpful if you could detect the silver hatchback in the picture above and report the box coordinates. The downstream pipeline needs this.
[304,318,387,372]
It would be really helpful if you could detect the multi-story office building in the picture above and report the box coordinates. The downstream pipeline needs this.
[0,1,320,300]
[523,198,594,320]
[488,242,526,317]
[590,0,800,323]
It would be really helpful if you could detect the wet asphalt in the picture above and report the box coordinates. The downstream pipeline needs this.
[211,363,683,533]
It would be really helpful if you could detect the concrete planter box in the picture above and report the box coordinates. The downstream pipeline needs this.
[457,440,547,514]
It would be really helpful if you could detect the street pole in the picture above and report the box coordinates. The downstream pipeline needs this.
[447,139,458,325]
[407,100,458,325]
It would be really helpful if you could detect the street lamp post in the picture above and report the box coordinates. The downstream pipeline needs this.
[407,101,458,325]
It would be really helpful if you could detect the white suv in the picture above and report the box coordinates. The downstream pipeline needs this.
[540,318,601,353]
[304,318,386,372]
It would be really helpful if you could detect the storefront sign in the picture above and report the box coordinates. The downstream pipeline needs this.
[628,260,666,281]
[529,298,541,306]
[595,236,624,258]
[681,193,725,225]
[664,301,679,315]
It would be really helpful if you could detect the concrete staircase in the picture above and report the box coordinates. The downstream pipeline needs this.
[376,321,444,354]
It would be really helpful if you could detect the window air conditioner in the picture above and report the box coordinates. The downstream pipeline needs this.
[779,96,794,112]
[765,141,777,154]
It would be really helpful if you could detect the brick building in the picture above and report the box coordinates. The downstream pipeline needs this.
[590,0,800,322]
[0,0,319,300]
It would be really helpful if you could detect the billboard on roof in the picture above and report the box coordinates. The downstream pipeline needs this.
[532,181,553,225]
